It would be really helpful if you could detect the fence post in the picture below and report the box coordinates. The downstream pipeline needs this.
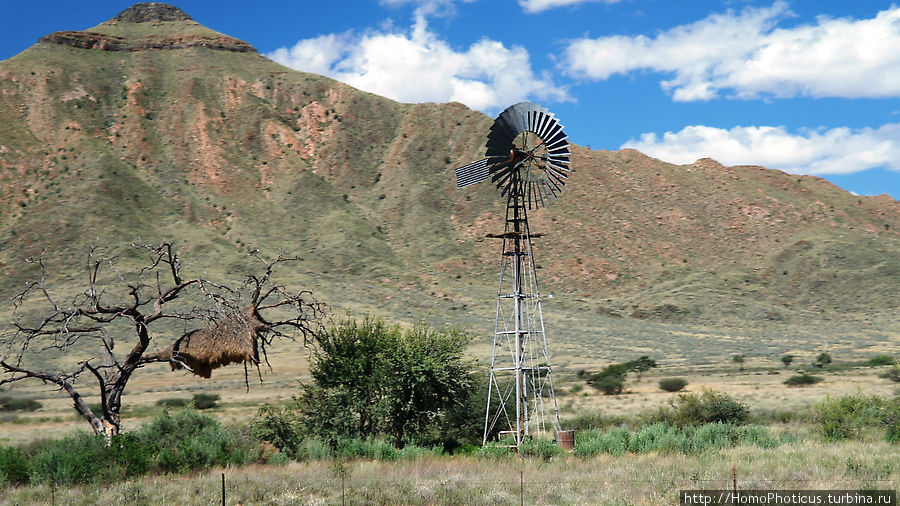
[222,472,226,506]
[732,465,737,494]
[520,470,524,506]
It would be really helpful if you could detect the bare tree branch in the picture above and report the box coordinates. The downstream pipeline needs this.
[0,242,324,438]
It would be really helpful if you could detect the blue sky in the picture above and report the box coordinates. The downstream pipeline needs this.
[2,0,899,199]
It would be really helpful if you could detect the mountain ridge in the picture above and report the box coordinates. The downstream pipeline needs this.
[0,3,898,336]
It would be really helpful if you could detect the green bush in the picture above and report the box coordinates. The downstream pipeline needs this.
[0,395,42,412]
[192,393,220,410]
[0,408,255,486]
[586,364,628,395]
[138,408,254,474]
[815,353,832,367]
[155,398,190,408]
[881,366,900,383]
[519,438,563,460]
[250,403,304,458]
[266,451,290,466]
[784,373,823,387]
[28,432,121,485]
[811,394,899,441]
[868,355,897,366]
[573,423,779,457]
[590,374,625,395]
[476,442,514,459]
[659,378,688,392]
[644,390,749,427]
[0,446,30,484]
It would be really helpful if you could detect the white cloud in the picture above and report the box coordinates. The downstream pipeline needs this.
[519,0,620,14]
[622,123,900,175]
[265,13,568,112]
[265,34,347,76]
[563,3,900,101]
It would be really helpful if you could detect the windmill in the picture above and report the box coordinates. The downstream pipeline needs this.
[454,102,571,447]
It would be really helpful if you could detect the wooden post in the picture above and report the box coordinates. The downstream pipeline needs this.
[520,470,524,506]
[221,472,226,506]
[732,465,737,495]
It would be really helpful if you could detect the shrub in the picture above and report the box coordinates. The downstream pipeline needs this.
[880,366,900,383]
[155,398,190,408]
[0,446,30,484]
[868,355,897,366]
[28,432,121,485]
[563,410,626,431]
[811,394,899,441]
[0,408,255,486]
[784,373,823,387]
[659,378,688,392]
[477,442,514,459]
[192,393,220,410]
[586,364,628,395]
[780,354,794,367]
[590,374,625,395]
[519,437,563,461]
[625,356,657,375]
[645,390,748,427]
[815,352,832,367]
[573,423,778,457]
[250,403,304,457]
[135,408,255,474]
[0,395,42,412]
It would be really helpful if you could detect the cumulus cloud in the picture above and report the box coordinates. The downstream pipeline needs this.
[563,2,900,101]
[519,0,620,14]
[266,9,567,112]
[623,123,900,175]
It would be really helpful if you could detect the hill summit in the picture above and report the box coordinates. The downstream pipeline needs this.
[37,2,255,53]
[112,3,193,23]
[0,3,898,339]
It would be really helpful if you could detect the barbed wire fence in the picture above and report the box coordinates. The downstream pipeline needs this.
[215,466,899,505]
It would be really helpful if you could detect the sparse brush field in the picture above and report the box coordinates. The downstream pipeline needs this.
[1,342,896,443]
[1,338,898,505]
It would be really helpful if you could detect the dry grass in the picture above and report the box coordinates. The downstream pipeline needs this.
[1,440,896,505]
[2,343,897,446]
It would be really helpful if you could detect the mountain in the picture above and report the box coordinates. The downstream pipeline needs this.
[1,3,898,343]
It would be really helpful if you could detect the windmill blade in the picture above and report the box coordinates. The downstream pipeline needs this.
[545,135,569,152]
[455,158,490,188]
[545,169,568,189]
[536,114,559,140]
[535,181,548,208]
[541,181,558,205]
[547,157,570,168]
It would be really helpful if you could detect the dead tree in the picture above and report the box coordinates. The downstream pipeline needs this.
[0,243,323,438]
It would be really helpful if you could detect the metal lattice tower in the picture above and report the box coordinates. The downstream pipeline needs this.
[453,102,571,447]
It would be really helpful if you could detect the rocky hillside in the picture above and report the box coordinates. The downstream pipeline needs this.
[1,3,898,332]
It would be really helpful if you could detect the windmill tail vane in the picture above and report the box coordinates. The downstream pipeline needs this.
[453,101,572,448]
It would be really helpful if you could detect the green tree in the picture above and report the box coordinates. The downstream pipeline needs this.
[298,316,476,448]
[586,363,628,395]
[780,354,794,367]
[815,352,832,368]
[732,354,745,371]
[625,356,657,379]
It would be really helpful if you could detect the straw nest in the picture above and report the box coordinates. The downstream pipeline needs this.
[147,308,265,378]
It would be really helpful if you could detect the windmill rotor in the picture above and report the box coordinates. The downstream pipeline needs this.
[455,102,571,209]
